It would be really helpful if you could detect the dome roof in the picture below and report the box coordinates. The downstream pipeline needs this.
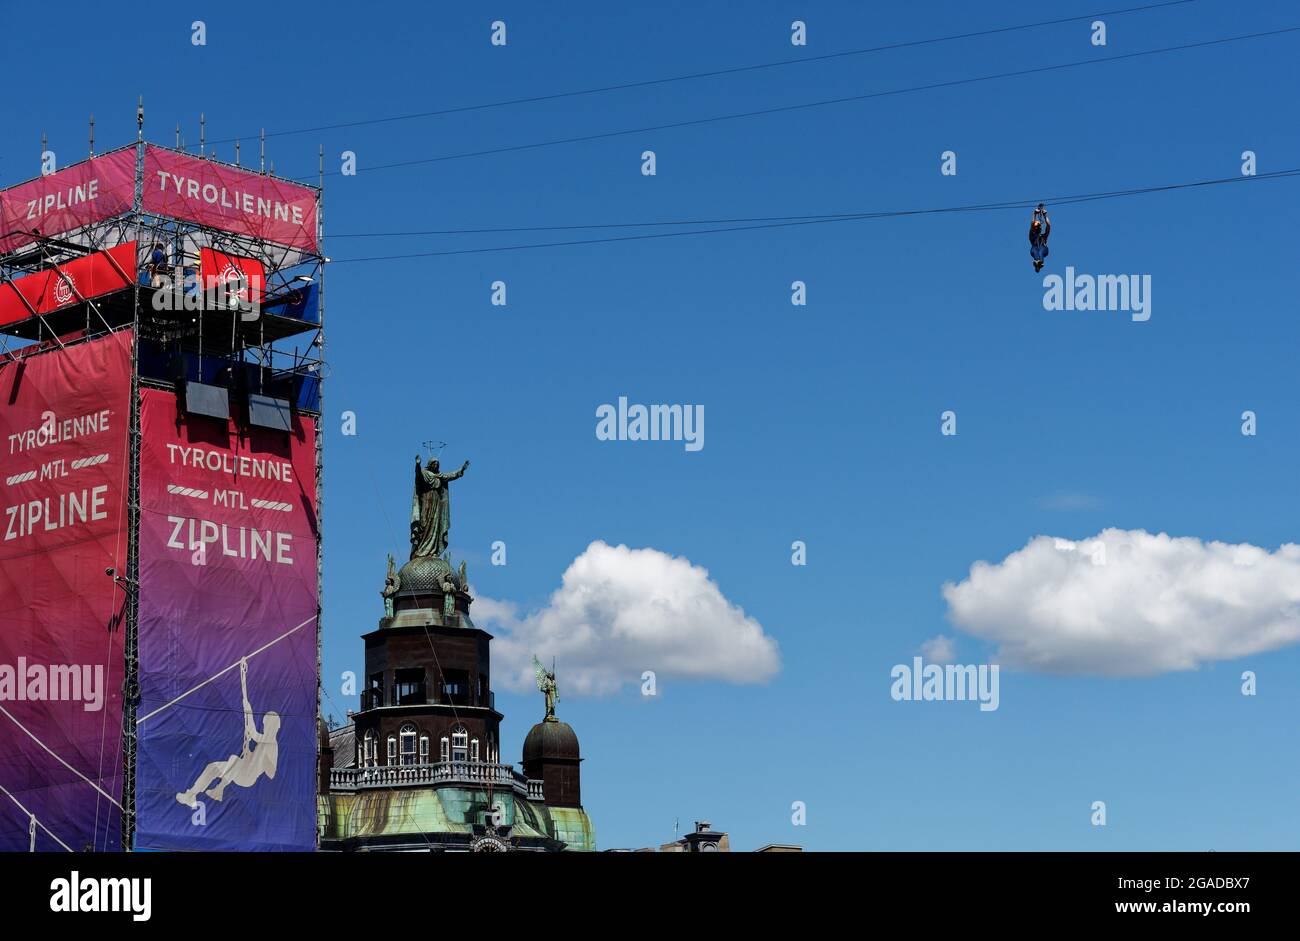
[395,555,463,594]
[523,719,581,764]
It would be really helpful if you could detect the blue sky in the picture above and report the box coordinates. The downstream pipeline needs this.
[4,0,1299,850]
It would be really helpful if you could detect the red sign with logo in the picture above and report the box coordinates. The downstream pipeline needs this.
[0,242,136,329]
[0,150,137,254]
[199,248,266,306]
[143,146,318,253]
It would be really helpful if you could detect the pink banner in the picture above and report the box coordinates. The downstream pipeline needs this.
[0,332,132,851]
[143,146,319,253]
[134,388,319,850]
[0,150,137,254]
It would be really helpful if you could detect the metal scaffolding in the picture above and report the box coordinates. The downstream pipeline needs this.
[0,136,327,851]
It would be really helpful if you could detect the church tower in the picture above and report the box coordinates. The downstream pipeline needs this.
[351,455,501,772]
[318,453,596,851]
[352,547,501,772]
[522,663,583,808]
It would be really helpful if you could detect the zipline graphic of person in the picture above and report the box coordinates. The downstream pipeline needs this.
[175,658,280,809]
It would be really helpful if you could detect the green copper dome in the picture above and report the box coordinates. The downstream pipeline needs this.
[395,555,462,594]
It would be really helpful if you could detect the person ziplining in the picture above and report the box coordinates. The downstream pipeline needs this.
[175,658,280,809]
[1028,204,1051,272]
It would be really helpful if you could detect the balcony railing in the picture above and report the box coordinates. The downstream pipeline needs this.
[330,760,543,801]
[357,689,497,711]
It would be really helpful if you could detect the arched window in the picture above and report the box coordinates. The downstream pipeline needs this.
[419,735,430,764]
[362,730,376,768]
[471,738,480,762]
[451,725,468,762]
[399,723,418,766]
[386,735,396,765]
[439,736,449,763]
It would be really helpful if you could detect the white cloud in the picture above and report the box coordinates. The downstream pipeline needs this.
[942,529,1300,676]
[920,634,957,664]
[478,541,780,696]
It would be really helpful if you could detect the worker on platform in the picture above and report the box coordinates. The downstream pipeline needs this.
[147,242,170,288]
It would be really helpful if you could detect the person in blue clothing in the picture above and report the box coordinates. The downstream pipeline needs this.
[1028,204,1051,272]
[145,241,170,287]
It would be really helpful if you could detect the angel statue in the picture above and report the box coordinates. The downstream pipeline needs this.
[439,574,457,619]
[533,655,559,721]
[380,554,400,618]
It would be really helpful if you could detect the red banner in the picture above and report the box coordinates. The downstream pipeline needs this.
[143,146,318,253]
[0,242,136,329]
[199,248,265,306]
[0,332,132,851]
[0,150,137,254]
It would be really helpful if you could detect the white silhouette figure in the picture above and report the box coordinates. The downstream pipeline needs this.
[176,659,280,809]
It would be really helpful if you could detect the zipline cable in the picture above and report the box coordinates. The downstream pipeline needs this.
[326,167,1300,263]
[325,168,1300,238]
[209,0,1199,146]
[296,25,1300,181]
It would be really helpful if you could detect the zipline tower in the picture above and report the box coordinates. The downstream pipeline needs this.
[0,128,325,852]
